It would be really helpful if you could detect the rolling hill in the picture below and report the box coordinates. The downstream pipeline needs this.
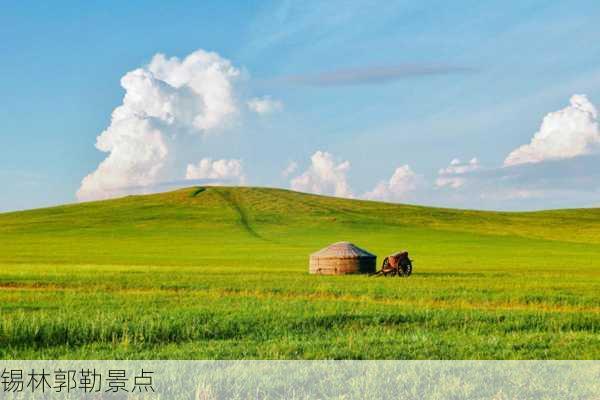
[0,186,598,359]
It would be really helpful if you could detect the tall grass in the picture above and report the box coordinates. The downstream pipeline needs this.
[0,187,598,359]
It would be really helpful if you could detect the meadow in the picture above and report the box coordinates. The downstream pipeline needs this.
[0,186,598,359]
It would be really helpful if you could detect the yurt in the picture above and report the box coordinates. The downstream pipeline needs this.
[309,242,376,275]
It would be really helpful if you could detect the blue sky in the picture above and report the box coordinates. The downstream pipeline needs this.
[2,1,600,211]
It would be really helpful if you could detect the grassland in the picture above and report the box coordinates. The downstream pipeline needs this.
[0,186,598,359]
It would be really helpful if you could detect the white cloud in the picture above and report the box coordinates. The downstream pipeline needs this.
[428,153,600,210]
[77,49,283,201]
[436,157,480,188]
[247,96,283,114]
[147,51,241,131]
[290,151,352,197]
[185,158,245,185]
[430,96,600,209]
[363,165,418,202]
[78,118,169,201]
[504,94,600,166]
[77,49,243,201]
[281,161,298,177]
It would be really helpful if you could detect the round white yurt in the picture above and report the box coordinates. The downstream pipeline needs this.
[309,241,376,275]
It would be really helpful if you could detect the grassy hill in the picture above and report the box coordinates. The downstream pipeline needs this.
[0,186,598,359]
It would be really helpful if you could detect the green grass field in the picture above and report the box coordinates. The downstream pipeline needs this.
[0,186,598,359]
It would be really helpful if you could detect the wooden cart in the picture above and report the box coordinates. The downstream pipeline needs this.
[371,251,413,277]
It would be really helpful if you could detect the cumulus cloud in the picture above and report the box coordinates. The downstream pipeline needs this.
[281,161,298,177]
[429,95,600,209]
[363,165,419,202]
[504,94,600,166]
[290,151,352,197]
[185,158,245,185]
[77,117,169,201]
[77,49,280,201]
[146,51,241,131]
[432,156,560,206]
[289,153,419,203]
[77,49,242,201]
[247,96,283,114]
[428,152,600,210]
[436,158,480,188]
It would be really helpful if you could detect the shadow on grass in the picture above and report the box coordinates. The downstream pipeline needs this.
[191,187,206,197]
[214,190,266,241]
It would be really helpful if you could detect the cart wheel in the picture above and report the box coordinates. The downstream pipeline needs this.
[403,260,413,277]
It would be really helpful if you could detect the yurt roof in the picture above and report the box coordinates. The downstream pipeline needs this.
[310,241,376,259]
